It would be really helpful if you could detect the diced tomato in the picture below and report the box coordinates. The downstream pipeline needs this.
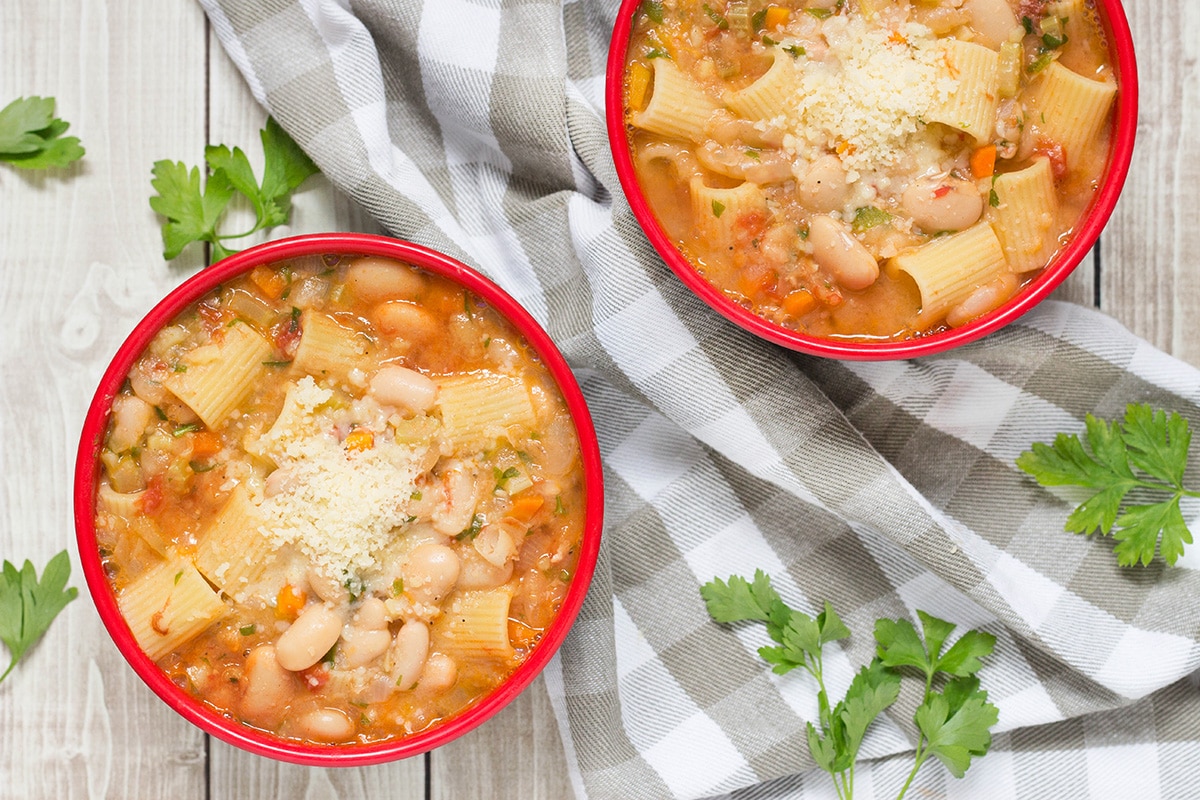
[138,475,165,516]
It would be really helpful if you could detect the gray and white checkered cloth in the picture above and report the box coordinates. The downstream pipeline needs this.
[201,1,1200,797]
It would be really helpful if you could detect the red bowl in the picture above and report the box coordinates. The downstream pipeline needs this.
[605,0,1138,360]
[73,233,604,765]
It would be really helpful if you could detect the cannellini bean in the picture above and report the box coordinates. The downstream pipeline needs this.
[695,142,794,184]
[275,604,344,672]
[808,215,879,291]
[306,565,348,604]
[109,394,155,453]
[240,645,296,727]
[945,273,1020,328]
[901,177,984,233]
[368,365,437,413]
[797,155,849,213]
[339,628,392,669]
[344,257,426,304]
[353,597,389,630]
[419,653,458,695]
[390,621,431,691]
[372,300,439,342]
[474,523,518,568]
[432,462,480,535]
[297,708,355,743]
[962,0,1019,48]
[456,547,515,591]
[402,543,460,606]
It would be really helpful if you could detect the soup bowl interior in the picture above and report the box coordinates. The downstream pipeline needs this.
[605,0,1138,360]
[73,233,604,765]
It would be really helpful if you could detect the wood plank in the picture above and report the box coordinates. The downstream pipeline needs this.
[431,676,574,800]
[1103,0,1200,366]
[0,1,209,798]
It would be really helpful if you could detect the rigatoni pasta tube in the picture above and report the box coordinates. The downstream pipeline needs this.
[889,222,1009,327]
[989,157,1059,273]
[724,52,797,120]
[433,588,515,662]
[630,58,719,142]
[194,484,276,602]
[164,323,272,429]
[1032,61,1117,169]
[293,311,371,380]
[689,178,767,255]
[437,372,537,449]
[927,39,1001,144]
[119,560,227,661]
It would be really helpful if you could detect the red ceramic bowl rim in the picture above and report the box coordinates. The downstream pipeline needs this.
[605,0,1139,360]
[73,233,605,766]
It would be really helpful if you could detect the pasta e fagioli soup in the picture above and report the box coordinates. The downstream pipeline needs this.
[75,235,602,761]
[610,0,1135,353]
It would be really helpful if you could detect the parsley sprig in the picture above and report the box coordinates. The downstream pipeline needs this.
[0,551,78,685]
[701,571,998,800]
[0,96,85,170]
[1017,403,1199,566]
[150,117,319,264]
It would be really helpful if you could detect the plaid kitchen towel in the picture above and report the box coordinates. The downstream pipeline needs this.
[200,0,1200,797]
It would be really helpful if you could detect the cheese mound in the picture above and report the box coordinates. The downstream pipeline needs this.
[257,377,422,580]
[775,16,958,181]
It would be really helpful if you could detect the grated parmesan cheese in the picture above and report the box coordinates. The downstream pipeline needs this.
[255,377,424,581]
[773,16,959,183]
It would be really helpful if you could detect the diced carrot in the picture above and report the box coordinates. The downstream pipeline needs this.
[508,493,545,523]
[189,430,223,459]
[764,6,790,29]
[782,289,817,318]
[627,62,653,113]
[249,264,288,300]
[970,144,997,179]
[276,584,307,620]
[343,428,375,452]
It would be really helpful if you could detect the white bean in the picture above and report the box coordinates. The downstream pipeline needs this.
[353,597,388,630]
[797,154,849,213]
[456,547,515,591]
[240,645,296,727]
[297,708,355,743]
[372,300,439,341]
[344,257,425,304]
[339,628,392,669]
[474,523,518,568]
[368,365,437,413]
[808,215,879,291]
[961,0,1019,48]
[390,621,431,691]
[109,394,155,454]
[419,653,458,695]
[945,273,1020,328]
[402,543,460,606]
[275,604,344,672]
[306,565,348,604]
[901,176,984,233]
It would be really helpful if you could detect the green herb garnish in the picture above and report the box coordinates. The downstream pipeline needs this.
[0,551,78,685]
[852,206,892,232]
[701,571,997,800]
[150,117,318,264]
[0,96,84,170]
[1017,403,1199,566]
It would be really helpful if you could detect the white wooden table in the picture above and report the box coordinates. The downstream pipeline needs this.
[1,1,1196,798]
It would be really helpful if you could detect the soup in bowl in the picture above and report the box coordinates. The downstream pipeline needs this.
[606,0,1137,358]
[74,233,603,765]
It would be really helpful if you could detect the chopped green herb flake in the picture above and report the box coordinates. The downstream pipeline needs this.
[262,360,292,367]
[989,188,1000,208]
[642,0,664,23]
[646,48,669,59]
[702,4,729,29]
[807,8,832,20]
[172,423,201,438]
[852,206,892,232]
[174,570,184,585]
[154,406,168,421]
[783,44,806,58]
[456,514,485,541]
[712,199,726,218]
[189,460,217,473]
[239,624,256,636]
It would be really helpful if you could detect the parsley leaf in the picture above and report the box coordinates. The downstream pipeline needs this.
[703,573,998,799]
[0,550,78,685]
[150,117,319,264]
[0,96,85,170]
[1016,403,1199,566]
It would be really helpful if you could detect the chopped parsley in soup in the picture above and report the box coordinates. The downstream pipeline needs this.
[623,0,1117,340]
[94,255,587,744]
